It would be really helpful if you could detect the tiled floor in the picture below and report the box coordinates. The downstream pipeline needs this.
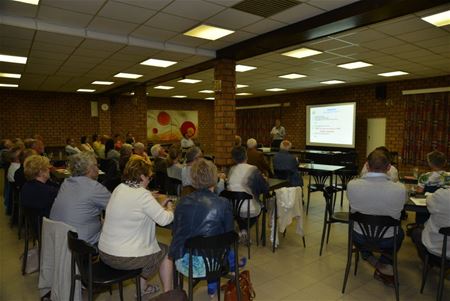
[0,173,448,301]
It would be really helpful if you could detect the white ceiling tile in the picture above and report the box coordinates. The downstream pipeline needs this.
[204,0,242,7]
[432,44,450,56]
[98,1,157,24]
[307,38,353,51]
[361,37,405,50]
[0,1,38,18]
[339,28,388,44]
[200,40,231,50]
[163,0,225,21]
[400,49,436,59]
[31,41,76,54]
[41,0,106,15]
[88,16,139,35]
[413,3,450,17]
[0,62,25,74]
[270,3,324,24]
[145,12,198,32]
[130,26,178,41]
[242,18,286,34]
[206,8,263,30]
[370,18,431,36]
[38,5,94,27]
[72,47,113,58]
[65,55,105,65]
[221,30,256,43]
[397,28,449,43]
[79,39,125,52]
[167,34,209,47]
[381,44,422,55]
[25,63,60,74]
[0,37,33,51]
[0,25,35,40]
[34,31,85,47]
[112,0,173,11]
[307,0,358,11]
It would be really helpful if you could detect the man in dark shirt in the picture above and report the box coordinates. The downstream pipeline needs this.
[246,138,270,177]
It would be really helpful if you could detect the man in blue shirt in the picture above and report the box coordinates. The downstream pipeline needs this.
[273,140,302,187]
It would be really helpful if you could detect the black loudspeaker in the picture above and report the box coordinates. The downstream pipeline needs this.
[375,84,387,100]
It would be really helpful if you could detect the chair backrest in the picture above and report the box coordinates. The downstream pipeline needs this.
[323,186,336,217]
[22,207,43,239]
[167,177,182,196]
[336,169,358,187]
[274,169,290,180]
[67,231,96,283]
[153,171,168,193]
[185,231,239,280]
[349,212,400,248]
[309,170,331,186]
[219,190,253,217]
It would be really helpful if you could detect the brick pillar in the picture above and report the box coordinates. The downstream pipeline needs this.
[214,59,236,166]
[98,97,111,135]
[134,85,148,143]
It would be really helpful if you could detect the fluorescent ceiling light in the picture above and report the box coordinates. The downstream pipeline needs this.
[236,92,253,96]
[92,81,114,85]
[320,80,345,85]
[338,61,373,69]
[278,73,306,79]
[0,54,27,64]
[205,97,215,100]
[13,0,39,5]
[199,90,214,94]
[282,48,322,59]
[0,73,21,79]
[265,88,286,92]
[77,89,95,93]
[184,24,234,40]
[0,83,19,88]
[172,95,187,98]
[114,72,143,79]
[140,58,177,68]
[422,10,450,27]
[178,78,202,84]
[378,71,409,77]
[236,84,249,88]
[236,65,257,72]
[154,85,174,90]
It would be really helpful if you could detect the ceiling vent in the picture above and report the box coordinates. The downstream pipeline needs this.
[232,0,301,18]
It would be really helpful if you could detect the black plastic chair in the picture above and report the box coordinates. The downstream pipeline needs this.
[179,231,240,301]
[153,171,168,193]
[21,207,43,275]
[342,212,401,301]
[67,231,142,301]
[320,187,349,256]
[9,181,20,227]
[332,169,358,207]
[167,177,182,197]
[306,170,332,215]
[220,191,259,259]
[420,227,450,301]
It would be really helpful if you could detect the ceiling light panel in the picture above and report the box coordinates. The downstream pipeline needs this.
[0,83,19,88]
[338,61,373,69]
[0,54,27,64]
[236,92,253,96]
[140,58,177,68]
[199,90,214,93]
[282,48,322,59]
[13,0,39,5]
[422,10,450,27]
[77,89,95,92]
[265,88,286,92]
[205,97,215,100]
[0,73,21,79]
[92,81,114,85]
[154,85,174,90]
[178,78,202,84]
[172,95,187,98]
[236,64,257,72]
[320,80,345,85]
[114,72,143,79]
[378,71,409,77]
[184,24,234,40]
[236,84,249,88]
[278,73,306,79]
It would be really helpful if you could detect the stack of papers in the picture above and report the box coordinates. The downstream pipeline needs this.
[410,197,427,206]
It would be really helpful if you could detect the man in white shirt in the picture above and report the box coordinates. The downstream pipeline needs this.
[270,119,285,149]
[347,150,406,285]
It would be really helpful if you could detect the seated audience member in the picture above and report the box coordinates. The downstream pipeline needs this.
[125,132,135,145]
[119,143,133,172]
[227,146,268,241]
[65,138,81,156]
[347,150,406,285]
[134,142,151,163]
[105,138,120,163]
[411,188,450,261]
[7,146,22,183]
[80,136,94,153]
[181,146,203,189]
[24,138,35,149]
[234,135,242,147]
[14,148,37,189]
[103,138,121,192]
[50,152,111,245]
[246,138,270,176]
[166,146,183,181]
[99,158,174,295]
[21,155,59,217]
[416,150,450,193]
[92,134,104,159]
[273,140,302,187]
[180,128,195,149]
[360,146,398,182]
[170,159,234,298]
[24,138,45,156]
[0,139,13,168]
[150,144,168,174]
[113,133,123,150]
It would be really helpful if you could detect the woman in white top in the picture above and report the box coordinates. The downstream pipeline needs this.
[99,157,174,295]
[180,129,195,149]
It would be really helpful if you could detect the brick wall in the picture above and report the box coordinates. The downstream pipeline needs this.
[236,75,450,170]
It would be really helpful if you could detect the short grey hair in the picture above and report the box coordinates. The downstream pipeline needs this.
[120,143,133,156]
[69,152,97,177]
[280,140,292,151]
[134,142,145,152]
[150,144,161,158]
[246,138,257,149]
[191,158,218,189]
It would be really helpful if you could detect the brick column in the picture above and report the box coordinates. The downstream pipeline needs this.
[98,97,111,135]
[214,59,236,166]
[133,85,148,143]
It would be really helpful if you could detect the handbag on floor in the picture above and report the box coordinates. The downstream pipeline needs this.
[222,270,255,301]
[150,289,187,301]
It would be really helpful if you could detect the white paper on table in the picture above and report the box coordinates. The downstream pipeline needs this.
[410,197,427,206]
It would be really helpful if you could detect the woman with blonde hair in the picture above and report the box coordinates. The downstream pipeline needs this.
[99,157,174,296]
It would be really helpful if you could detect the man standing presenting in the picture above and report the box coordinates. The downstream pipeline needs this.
[270,119,285,149]
[347,150,406,286]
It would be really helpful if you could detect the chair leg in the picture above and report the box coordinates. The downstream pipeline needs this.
[136,276,142,301]
[217,278,221,301]
[255,216,259,247]
[22,220,29,275]
[272,203,277,253]
[18,206,23,240]
[326,223,332,244]
[306,188,311,215]
[302,236,306,248]
[340,190,344,207]
[119,282,124,301]
[420,254,429,293]
[342,246,353,293]
[437,255,446,301]
[319,221,327,256]
[393,254,399,301]
[354,250,359,275]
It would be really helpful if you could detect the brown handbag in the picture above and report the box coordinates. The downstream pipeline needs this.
[222,270,256,301]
